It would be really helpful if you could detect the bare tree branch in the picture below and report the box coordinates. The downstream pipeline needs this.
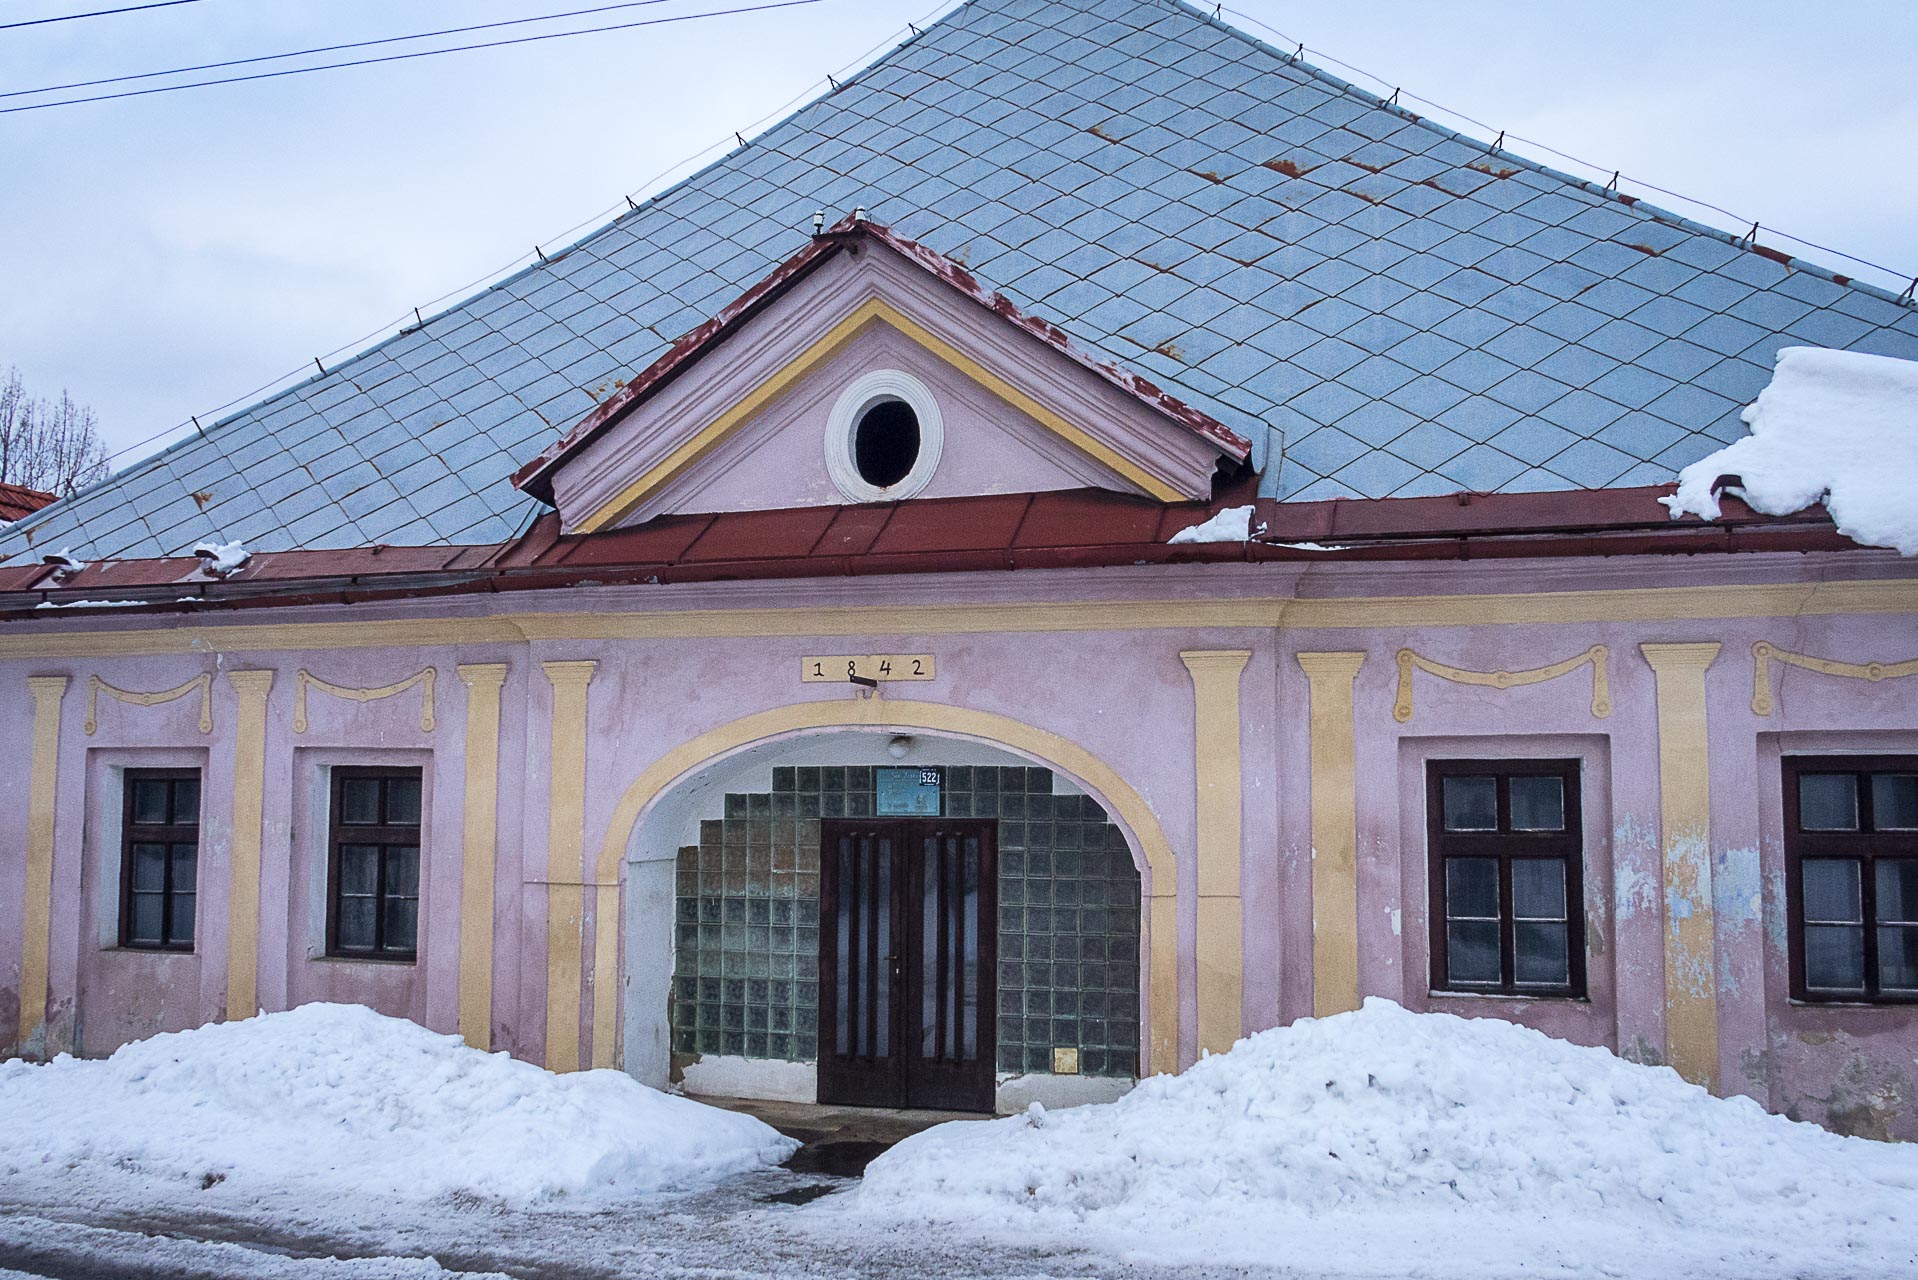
[0,365,109,495]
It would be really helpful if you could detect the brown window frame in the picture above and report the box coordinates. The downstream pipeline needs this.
[325,766,423,962]
[119,767,202,951]
[1783,755,1918,1005]
[1426,758,1586,999]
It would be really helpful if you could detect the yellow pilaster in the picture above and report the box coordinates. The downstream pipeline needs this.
[1181,650,1251,1057]
[223,669,274,1020]
[541,660,595,1072]
[19,676,68,1053]
[456,663,509,1051]
[1640,642,1721,1090]
[1299,652,1366,1018]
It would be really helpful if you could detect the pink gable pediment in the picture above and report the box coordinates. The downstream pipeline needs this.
[519,221,1249,534]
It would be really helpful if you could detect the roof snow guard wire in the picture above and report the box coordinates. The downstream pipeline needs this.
[1214,4,1917,298]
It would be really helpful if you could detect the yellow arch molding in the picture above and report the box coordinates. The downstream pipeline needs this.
[574,696,1181,1077]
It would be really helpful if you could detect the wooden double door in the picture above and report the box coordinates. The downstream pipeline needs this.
[817,819,997,1112]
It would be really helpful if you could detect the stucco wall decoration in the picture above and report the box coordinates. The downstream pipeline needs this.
[292,667,437,734]
[84,673,213,736]
[1394,646,1612,724]
[1749,641,1918,716]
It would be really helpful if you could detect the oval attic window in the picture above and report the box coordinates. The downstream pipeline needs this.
[824,369,944,503]
[853,398,920,489]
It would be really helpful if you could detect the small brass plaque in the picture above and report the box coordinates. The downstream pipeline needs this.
[1052,1046,1080,1075]
[801,654,935,683]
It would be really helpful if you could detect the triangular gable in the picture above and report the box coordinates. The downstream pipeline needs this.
[514,219,1251,534]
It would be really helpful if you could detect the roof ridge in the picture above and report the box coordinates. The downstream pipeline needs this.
[1179,0,1910,309]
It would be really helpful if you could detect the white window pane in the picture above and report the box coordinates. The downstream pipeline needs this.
[1804,924,1865,992]
[1802,859,1862,924]
[1442,776,1497,830]
[1510,776,1565,831]
[1799,774,1859,831]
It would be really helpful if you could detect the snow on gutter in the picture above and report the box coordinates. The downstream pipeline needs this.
[1664,346,1918,556]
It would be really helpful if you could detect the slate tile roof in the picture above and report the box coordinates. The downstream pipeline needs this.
[6,0,1915,561]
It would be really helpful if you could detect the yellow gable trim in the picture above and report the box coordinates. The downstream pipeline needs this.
[573,297,1183,533]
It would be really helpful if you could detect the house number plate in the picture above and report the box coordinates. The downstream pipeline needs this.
[801,654,936,682]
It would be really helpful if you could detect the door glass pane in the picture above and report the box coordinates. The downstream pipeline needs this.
[383,895,418,953]
[172,776,201,825]
[130,891,164,944]
[1798,774,1859,831]
[1804,924,1865,992]
[337,896,376,951]
[962,836,980,1061]
[1515,921,1570,986]
[835,837,852,1055]
[1512,859,1566,920]
[1873,775,1918,831]
[169,891,196,944]
[386,776,423,826]
[131,778,168,825]
[921,836,939,1059]
[170,843,198,892]
[131,843,166,891]
[340,845,380,895]
[874,836,890,1058]
[1802,859,1862,923]
[1509,776,1565,831]
[1442,776,1497,831]
[1879,925,1918,993]
[1445,857,1499,919]
[340,777,381,824]
[1877,859,1918,925]
[1446,920,1500,984]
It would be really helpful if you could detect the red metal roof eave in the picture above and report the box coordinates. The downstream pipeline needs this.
[0,521,1867,623]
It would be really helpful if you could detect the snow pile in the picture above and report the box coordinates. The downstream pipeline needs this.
[0,1004,794,1205]
[1664,345,1918,555]
[1168,504,1259,543]
[853,1000,1918,1276]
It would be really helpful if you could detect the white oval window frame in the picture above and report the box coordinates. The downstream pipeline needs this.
[824,369,944,503]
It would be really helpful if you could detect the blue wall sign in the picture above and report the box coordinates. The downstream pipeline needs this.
[877,766,943,816]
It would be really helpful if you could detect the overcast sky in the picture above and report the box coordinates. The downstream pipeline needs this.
[1,0,1912,462]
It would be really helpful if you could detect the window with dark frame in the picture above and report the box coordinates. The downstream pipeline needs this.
[120,768,201,950]
[1784,756,1918,1004]
[327,767,423,961]
[1427,759,1585,998]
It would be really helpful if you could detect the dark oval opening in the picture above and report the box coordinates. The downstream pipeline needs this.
[853,399,920,489]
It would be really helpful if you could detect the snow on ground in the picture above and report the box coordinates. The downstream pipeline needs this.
[849,999,1918,1278]
[1664,345,1918,555]
[0,1003,794,1206]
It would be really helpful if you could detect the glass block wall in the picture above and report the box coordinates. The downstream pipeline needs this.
[670,763,1142,1077]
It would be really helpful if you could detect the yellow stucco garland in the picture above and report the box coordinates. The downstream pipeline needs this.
[1394,644,1611,723]
[292,667,436,734]
[84,672,213,736]
[570,696,1182,1078]
[1750,640,1918,716]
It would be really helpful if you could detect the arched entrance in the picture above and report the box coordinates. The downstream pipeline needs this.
[580,697,1178,1106]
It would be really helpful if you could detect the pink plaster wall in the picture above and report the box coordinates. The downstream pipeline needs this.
[2,547,1914,1137]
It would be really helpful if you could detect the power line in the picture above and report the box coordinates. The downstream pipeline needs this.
[89,0,957,469]
[0,0,200,31]
[1217,4,1914,290]
[3,0,681,101]
[1,0,820,115]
